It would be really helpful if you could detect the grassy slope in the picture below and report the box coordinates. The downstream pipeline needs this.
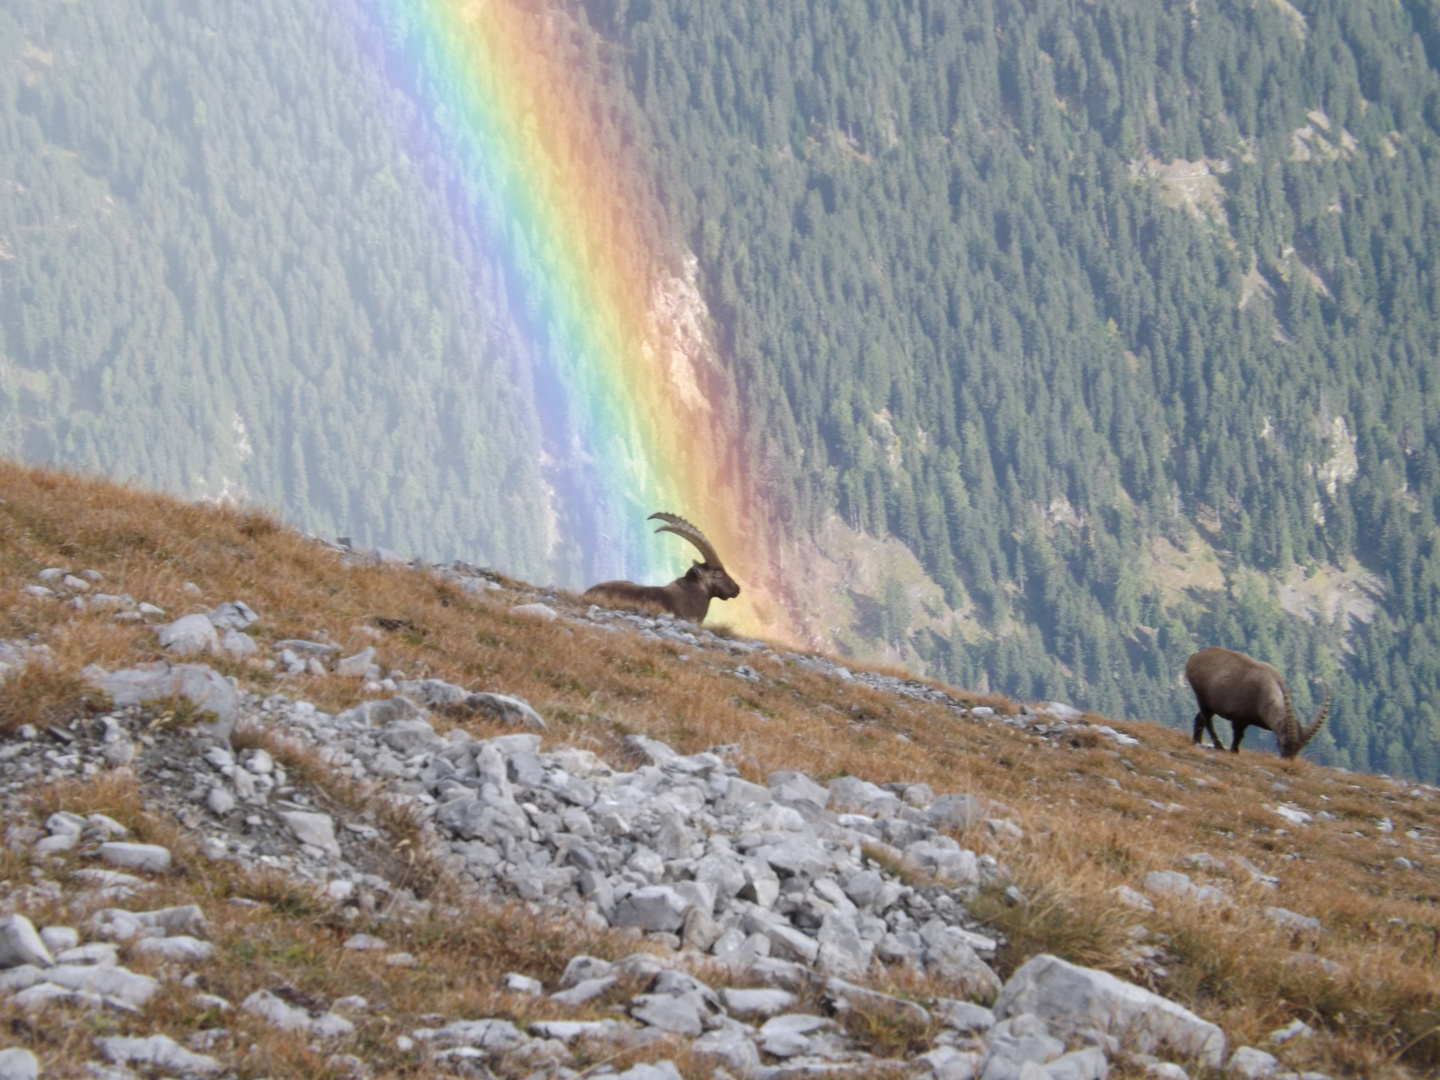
[1,460,1438,1078]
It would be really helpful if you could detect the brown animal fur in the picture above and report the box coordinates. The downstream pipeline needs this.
[583,513,739,623]
[1185,646,1329,758]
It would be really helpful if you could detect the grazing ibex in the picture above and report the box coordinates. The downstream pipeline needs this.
[583,512,739,623]
[1186,646,1330,758]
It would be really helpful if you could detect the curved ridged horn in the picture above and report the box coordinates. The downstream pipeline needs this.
[1278,677,1303,754]
[1298,683,1331,751]
[648,512,722,567]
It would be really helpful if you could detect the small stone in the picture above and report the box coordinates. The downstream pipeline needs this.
[206,787,236,816]
[21,963,159,1007]
[719,987,795,1019]
[916,1046,983,1080]
[91,904,206,941]
[1226,1046,1280,1078]
[343,934,389,951]
[1143,871,1223,904]
[39,927,80,954]
[843,869,885,908]
[612,1064,683,1080]
[928,793,984,830]
[1045,1047,1110,1080]
[45,811,84,837]
[99,843,172,874]
[769,770,831,811]
[629,992,706,1036]
[511,602,558,620]
[279,812,341,857]
[56,943,120,966]
[338,647,377,677]
[220,629,259,657]
[242,989,354,1037]
[1113,886,1154,912]
[157,613,219,655]
[133,936,216,963]
[758,1013,834,1058]
[689,1027,762,1076]
[978,1013,1065,1078]
[1268,1019,1314,1044]
[934,998,997,1032]
[0,915,54,969]
[612,886,690,932]
[87,814,129,839]
[96,1034,221,1075]
[32,834,76,856]
[207,601,259,630]
[465,691,547,730]
[558,955,614,988]
[0,1048,39,1080]
[721,778,773,810]
[504,972,544,996]
[551,975,619,1006]
[1263,907,1320,932]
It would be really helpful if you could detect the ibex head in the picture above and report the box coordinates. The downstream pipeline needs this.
[649,512,740,603]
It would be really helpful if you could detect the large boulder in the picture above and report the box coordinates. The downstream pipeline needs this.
[995,954,1225,1069]
[89,663,238,741]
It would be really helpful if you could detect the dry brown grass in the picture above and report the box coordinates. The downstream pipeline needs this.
[0,663,105,736]
[3,461,1440,1077]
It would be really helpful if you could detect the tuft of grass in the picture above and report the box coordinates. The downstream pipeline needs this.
[0,664,104,735]
[832,1002,937,1060]
[970,879,1141,978]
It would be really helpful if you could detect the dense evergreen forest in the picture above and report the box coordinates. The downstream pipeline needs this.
[0,0,550,577]
[4,0,1440,778]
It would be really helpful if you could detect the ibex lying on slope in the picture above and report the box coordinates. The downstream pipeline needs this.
[1186,646,1330,758]
[583,512,739,623]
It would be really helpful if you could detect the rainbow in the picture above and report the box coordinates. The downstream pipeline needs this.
[356,0,787,638]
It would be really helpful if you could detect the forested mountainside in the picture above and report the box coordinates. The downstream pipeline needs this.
[0,0,551,577]
[4,1,1440,778]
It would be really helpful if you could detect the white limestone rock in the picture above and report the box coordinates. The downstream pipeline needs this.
[157,614,219,656]
[99,843,172,874]
[0,1048,39,1080]
[132,935,216,963]
[38,926,79,954]
[1226,1047,1280,1078]
[220,629,259,657]
[96,1034,221,1074]
[242,989,355,1037]
[0,916,54,970]
[995,954,1225,1069]
[279,811,341,857]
